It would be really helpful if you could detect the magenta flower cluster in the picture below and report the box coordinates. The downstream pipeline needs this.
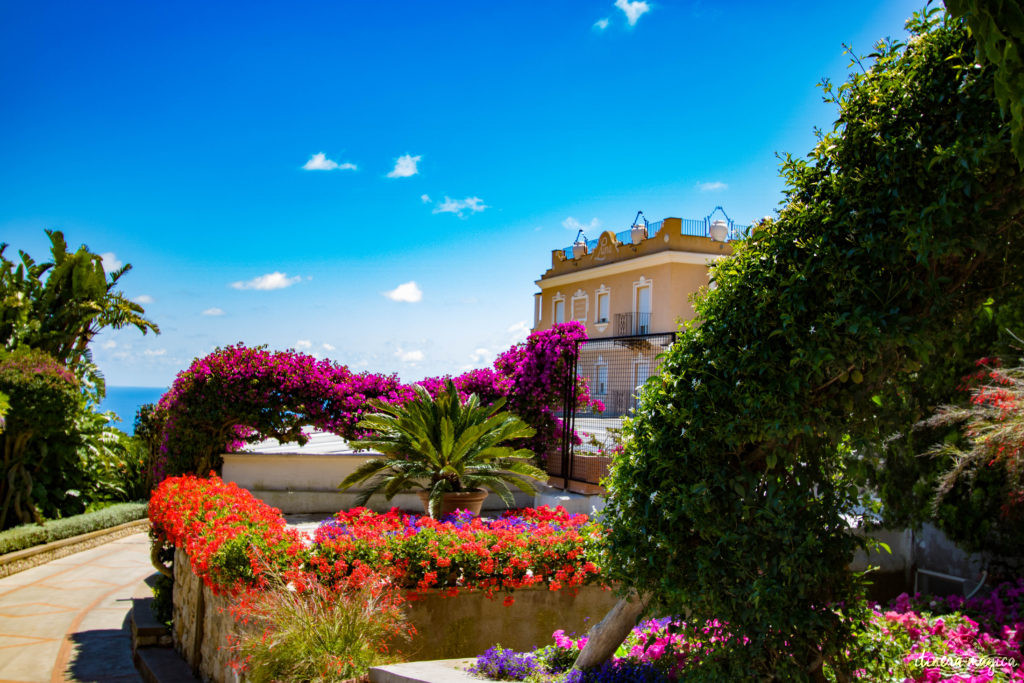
[154,323,599,478]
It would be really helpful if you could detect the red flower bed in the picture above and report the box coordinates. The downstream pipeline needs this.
[312,506,605,601]
[149,474,606,602]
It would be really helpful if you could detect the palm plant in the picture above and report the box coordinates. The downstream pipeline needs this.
[339,380,546,517]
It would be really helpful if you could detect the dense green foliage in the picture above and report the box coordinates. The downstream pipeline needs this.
[0,348,82,527]
[602,9,1023,680]
[0,232,159,528]
[947,0,1024,165]
[340,380,546,517]
[0,501,147,555]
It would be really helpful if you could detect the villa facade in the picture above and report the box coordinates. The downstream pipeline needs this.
[535,210,746,491]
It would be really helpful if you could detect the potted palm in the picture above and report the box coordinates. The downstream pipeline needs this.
[338,380,547,518]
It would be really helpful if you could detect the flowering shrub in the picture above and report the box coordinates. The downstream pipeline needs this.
[148,473,307,593]
[472,598,1024,682]
[154,324,598,480]
[153,344,413,477]
[313,505,605,600]
[150,475,605,601]
[919,359,1024,573]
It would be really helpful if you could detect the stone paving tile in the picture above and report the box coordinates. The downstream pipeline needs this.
[0,533,152,682]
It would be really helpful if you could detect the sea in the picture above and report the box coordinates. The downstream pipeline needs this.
[97,386,167,434]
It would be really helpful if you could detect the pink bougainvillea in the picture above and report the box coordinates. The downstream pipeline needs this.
[153,323,598,478]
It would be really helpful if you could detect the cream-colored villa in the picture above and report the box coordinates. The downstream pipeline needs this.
[533,212,742,339]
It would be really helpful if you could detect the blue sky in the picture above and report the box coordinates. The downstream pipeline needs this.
[1,0,926,387]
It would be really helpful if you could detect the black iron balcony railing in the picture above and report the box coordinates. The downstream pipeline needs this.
[614,312,651,336]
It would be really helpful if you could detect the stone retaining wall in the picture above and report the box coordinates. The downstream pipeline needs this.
[171,547,238,683]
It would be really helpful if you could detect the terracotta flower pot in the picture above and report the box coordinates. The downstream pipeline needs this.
[417,489,489,518]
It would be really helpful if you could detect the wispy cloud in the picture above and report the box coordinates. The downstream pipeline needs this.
[420,194,431,203]
[303,152,356,171]
[144,348,167,357]
[396,348,424,363]
[615,0,650,26]
[230,272,302,291]
[323,343,335,351]
[562,216,600,232]
[507,320,530,343]
[100,252,122,273]
[134,294,154,304]
[387,154,421,178]
[433,196,488,217]
[102,340,117,350]
[384,281,423,303]
[295,340,312,349]
[593,18,610,30]
[469,347,492,365]
[202,307,225,316]
[696,180,728,192]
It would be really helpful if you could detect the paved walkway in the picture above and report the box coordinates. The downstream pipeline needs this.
[0,533,153,683]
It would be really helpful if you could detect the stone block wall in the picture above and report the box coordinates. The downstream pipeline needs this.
[171,547,239,682]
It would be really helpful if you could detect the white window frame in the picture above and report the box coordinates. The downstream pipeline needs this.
[595,285,610,325]
[633,276,653,335]
[553,293,565,324]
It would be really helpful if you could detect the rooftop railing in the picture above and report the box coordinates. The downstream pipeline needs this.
[560,214,749,260]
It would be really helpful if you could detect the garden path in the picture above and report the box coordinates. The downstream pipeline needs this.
[0,533,152,682]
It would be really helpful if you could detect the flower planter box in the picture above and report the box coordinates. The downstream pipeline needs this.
[169,545,617,682]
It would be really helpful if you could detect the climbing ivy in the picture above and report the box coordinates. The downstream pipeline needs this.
[602,9,1023,680]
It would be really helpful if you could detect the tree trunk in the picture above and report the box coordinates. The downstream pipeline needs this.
[572,589,649,671]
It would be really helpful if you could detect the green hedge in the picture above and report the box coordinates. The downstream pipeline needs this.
[0,501,148,555]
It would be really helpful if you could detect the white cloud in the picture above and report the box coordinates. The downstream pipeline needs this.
[387,154,421,178]
[433,196,488,217]
[383,281,423,303]
[420,194,431,203]
[134,294,154,304]
[696,180,728,192]
[100,252,122,273]
[594,18,609,30]
[562,216,601,232]
[296,340,312,349]
[202,307,225,316]
[144,349,167,357]
[614,0,650,25]
[303,152,357,171]
[230,272,302,291]
[507,320,530,343]
[469,347,492,365]
[323,343,336,351]
[396,349,424,363]
[102,340,117,350]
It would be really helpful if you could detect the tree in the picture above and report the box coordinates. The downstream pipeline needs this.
[0,230,159,397]
[589,9,1023,680]
[947,0,1024,165]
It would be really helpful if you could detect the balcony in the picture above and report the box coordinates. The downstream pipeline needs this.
[614,311,651,336]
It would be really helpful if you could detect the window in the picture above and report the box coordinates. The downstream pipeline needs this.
[596,291,609,324]
[596,364,608,395]
[572,294,588,321]
[635,284,651,334]
[554,299,565,324]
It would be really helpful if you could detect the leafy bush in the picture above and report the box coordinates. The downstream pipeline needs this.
[0,347,81,528]
[0,501,148,555]
[602,9,1024,680]
[226,569,411,683]
[340,380,545,517]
